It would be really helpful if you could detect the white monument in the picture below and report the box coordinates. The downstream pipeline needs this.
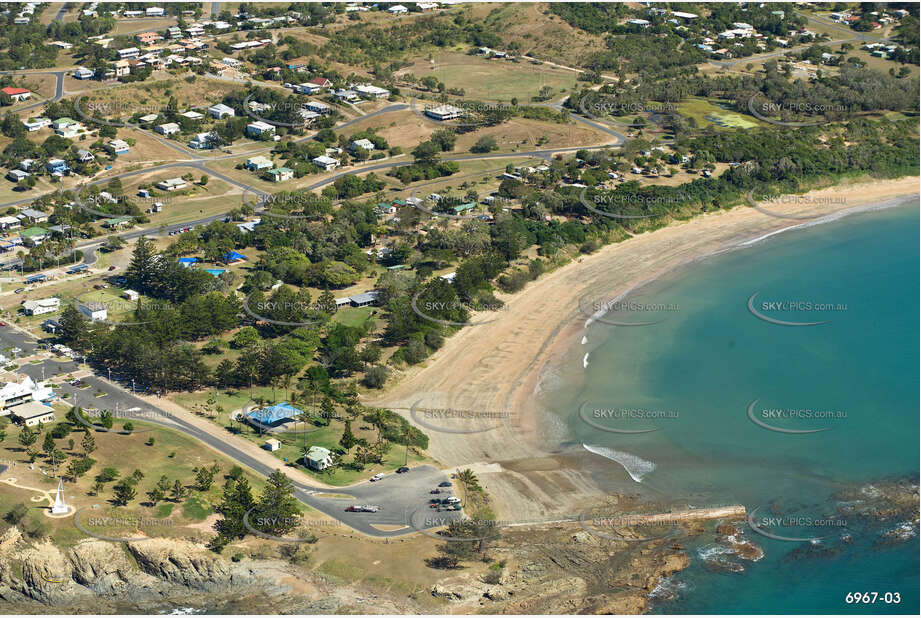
[51,478,68,514]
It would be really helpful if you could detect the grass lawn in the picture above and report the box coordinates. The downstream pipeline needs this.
[0,416,273,549]
[402,52,578,101]
[332,306,374,328]
[677,98,761,130]
[169,385,431,486]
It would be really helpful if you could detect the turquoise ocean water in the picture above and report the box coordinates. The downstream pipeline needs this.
[541,199,920,613]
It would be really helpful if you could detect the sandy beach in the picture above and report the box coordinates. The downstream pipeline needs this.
[370,176,920,522]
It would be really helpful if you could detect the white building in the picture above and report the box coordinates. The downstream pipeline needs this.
[79,302,108,322]
[0,375,54,411]
[23,297,60,315]
[246,121,275,137]
[354,84,390,99]
[350,138,375,151]
[312,155,340,171]
[156,178,187,191]
[208,103,235,119]
[155,122,180,135]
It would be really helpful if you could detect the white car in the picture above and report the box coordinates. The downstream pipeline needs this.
[370,473,384,482]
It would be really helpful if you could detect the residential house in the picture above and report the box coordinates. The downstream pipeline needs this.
[246,121,275,137]
[22,297,59,316]
[354,84,390,99]
[181,110,203,121]
[308,76,332,89]
[20,208,48,224]
[155,122,180,135]
[312,155,339,171]
[79,302,108,322]
[293,82,321,94]
[188,132,213,149]
[349,291,379,307]
[425,104,464,121]
[114,60,131,77]
[304,101,331,114]
[350,138,375,151]
[208,103,235,119]
[117,47,140,60]
[333,89,359,102]
[266,167,294,182]
[22,117,51,132]
[388,5,408,15]
[102,216,133,229]
[108,138,130,154]
[156,178,187,191]
[305,446,333,470]
[0,215,21,230]
[146,7,165,17]
[1,87,30,102]
[76,149,95,163]
[139,113,159,123]
[45,159,70,175]
[6,170,29,183]
[135,31,160,45]
[245,155,274,171]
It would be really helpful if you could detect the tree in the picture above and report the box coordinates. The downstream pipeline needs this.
[210,476,256,552]
[113,480,137,506]
[59,304,91,352]
[170,479,187,502]
[81,431,96,457]
[253,469,300,536]
[200,174,209,185]
[18,426,37,449]
[339,419,356,454]
[195,463,219,491]
[125,236,160,294]
[455,468,479,507]
[471,135,498,153]
[42,432,56,457]
[411,140,441,164]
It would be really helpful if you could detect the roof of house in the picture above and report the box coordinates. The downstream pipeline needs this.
[248,402,303,424]
[306,445,331,460]
[1,87,29,95]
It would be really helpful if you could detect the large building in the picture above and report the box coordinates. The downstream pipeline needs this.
[0,375,54,411]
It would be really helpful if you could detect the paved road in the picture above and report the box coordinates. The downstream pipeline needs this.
[1,324,462,537]
[54,4,68,22]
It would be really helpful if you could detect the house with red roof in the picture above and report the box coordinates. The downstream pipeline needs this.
[1,87,31,102]
[308,77,332,88]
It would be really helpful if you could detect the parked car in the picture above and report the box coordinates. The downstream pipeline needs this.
[108,266,116,271]
[396,466,409,473]
[438,481,452,487]
[370,473,384,482]
[430,488,441,494]
[14,288,24,294]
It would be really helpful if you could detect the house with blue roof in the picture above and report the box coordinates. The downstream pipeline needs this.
[246,402,303,430]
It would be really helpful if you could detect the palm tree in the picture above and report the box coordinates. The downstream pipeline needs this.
[456,468,479,507]
[369,409,387,446]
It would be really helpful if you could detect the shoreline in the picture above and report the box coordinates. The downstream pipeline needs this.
[372,175,919,522]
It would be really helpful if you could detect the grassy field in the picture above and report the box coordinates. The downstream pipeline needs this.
[400,51,578,101]
[0,414,272,548]
[677,98,762,130]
